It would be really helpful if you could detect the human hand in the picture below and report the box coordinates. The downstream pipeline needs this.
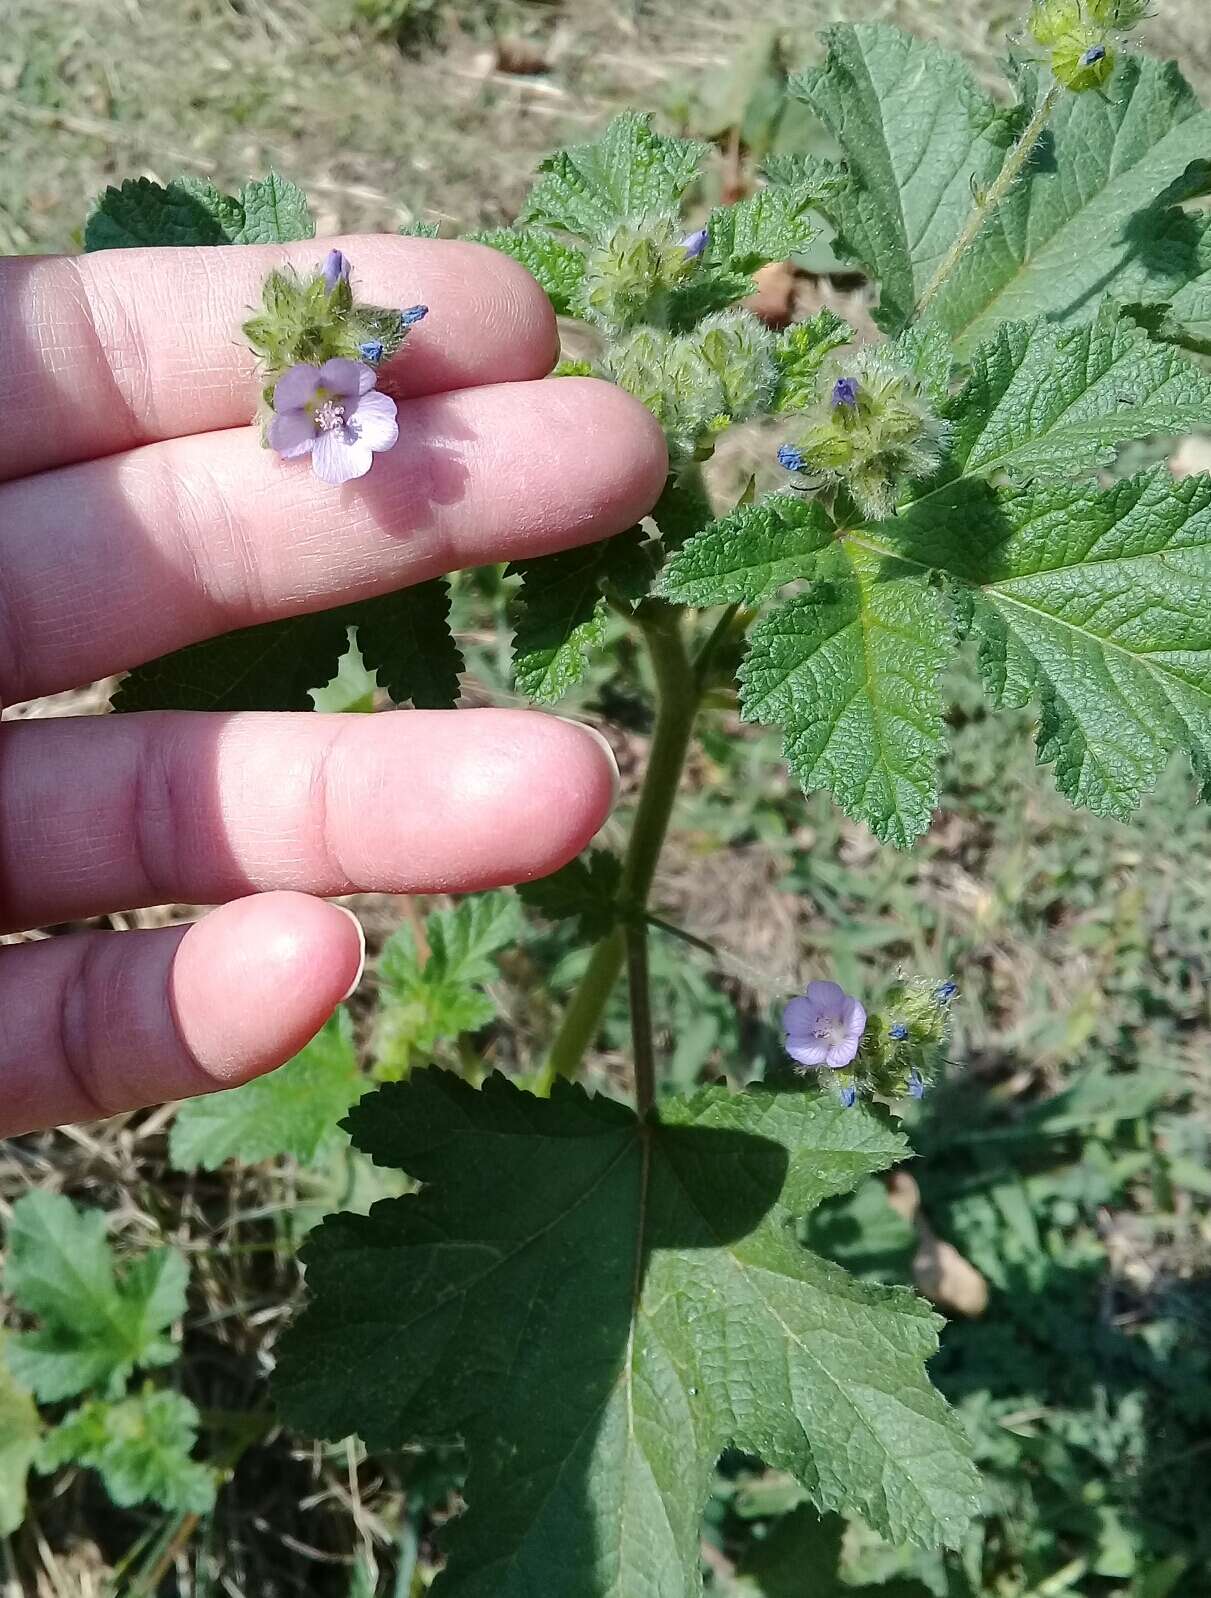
[0,237,666,1136]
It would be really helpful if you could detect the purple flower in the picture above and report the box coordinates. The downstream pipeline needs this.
[832,376,861,409]
[359,339,385,363]
[321,249,351,294]
[935,979,958,1005]
[778,443,807,473]
[783,980,867,1070]
[1080,43,1108,66]
[267,359,399,486]
[399,304,429,330]
[889,1022,909,1041]
[839,1085,858,1109]
[908,1070,926,1100]
[682,227,710,260]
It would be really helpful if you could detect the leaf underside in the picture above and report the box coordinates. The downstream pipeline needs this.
[276,1072,978,1598]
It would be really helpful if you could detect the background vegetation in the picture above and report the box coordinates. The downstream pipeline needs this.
[2,1,1210,1595]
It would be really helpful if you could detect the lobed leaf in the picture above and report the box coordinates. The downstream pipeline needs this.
[738,547,953,849]
[788,25,1018,334]
[510,529,653,703]
[276,1072,978,1597]
[659,495,835,608]
[520,112,707,239]
[0,1349,40,1537]
[114,582,463,712]
[517,849,622,940]
[704,186,818,275]
[4,1194,187,1402]
[468,227,587,317]
[772,308,854,413]
[374,893,521,1071]
[85,172,313,250]
[39,1390,215,1515]
[169,1009,363,1171]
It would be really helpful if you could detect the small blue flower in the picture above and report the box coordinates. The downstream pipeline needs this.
[359,339,385,363]
[399,304,430,330]
[908,1070,926,1100]
[889,1022,909,1041]
[778,443,807,473]
[321,249,351,295]
[839,1084,858,1109]
[935,980,958,1004]
[832,376,861,409]
[1080,43,1108,66]
[682,227,710,260]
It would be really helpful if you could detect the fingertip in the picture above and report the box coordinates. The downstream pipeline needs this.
[553,377,670,533]
[172,892,364,1088]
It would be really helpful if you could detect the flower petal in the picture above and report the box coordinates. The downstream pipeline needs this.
[311,427,374,486]
[320,358,376,398]
[840,995,867,1038]
[781,995,819,1039]
[824,1037,860,1069]
[273,364,323,412]
[351,390,399,453]
[803,979,846,1021]
[266,409,317,459]
[786,1039,830,1069]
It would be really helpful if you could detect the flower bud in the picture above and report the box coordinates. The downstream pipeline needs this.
[582,217,702,332]
[1027,0,1145,91]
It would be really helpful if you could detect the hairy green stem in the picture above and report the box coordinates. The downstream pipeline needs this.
[915,82,1061,318]
[539,601,699,1099]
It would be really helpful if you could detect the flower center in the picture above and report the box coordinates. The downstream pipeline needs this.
[314,399,347,432]
[811,1014,846,1043]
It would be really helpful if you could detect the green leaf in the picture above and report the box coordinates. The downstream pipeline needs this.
[169,1009,363,1171]
[85,172,314,251]
[788,25,1018,333]
[0,1347,40,1537]
[232,173,315,244]
[115,583,464,713]
[739,546,953,849]
[353,580,464,709]
[40,1390,215,1515]
[772,308,853,413]
[704,186,818,274]
[510,529,653,703]
[521,112,707,239]
[400,219,442,238]
[374,893,522,1072]
[942,303,1211,479]
[4,1194,187,1402]
[84,176,240,249]
[113,610,352,712]
[276,1072,978,1597]
[878,467,1211,818]
[469,227,586,317]
[922,57,1211,352]
[659,495,835,607]
[517,849,622,940]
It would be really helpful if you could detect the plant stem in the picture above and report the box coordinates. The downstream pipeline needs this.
[539,600,699,1099]
[915,82,1061,318]
[625,919,656,1114]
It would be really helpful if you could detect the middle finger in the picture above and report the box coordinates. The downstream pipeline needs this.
[0,377,666,704]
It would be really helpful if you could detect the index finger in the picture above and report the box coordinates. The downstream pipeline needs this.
[0,235,559,483]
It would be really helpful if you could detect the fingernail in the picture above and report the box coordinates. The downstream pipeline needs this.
[334,904,367,1000]
[557,717,621,813]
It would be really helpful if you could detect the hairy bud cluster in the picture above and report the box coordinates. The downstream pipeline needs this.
[777,345,946,521]
[839,978,956,1108]
[1027,0,1150,92]
[242,254,420,406]
[601,310,777,458]
[581,217,701,332]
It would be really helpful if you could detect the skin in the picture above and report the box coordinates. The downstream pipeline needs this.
[0,236,668,1135]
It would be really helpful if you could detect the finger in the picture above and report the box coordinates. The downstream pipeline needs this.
[0,236,560,483]
[0,710,619,931]
[0,377,667,703]
[0,893,365,1136]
